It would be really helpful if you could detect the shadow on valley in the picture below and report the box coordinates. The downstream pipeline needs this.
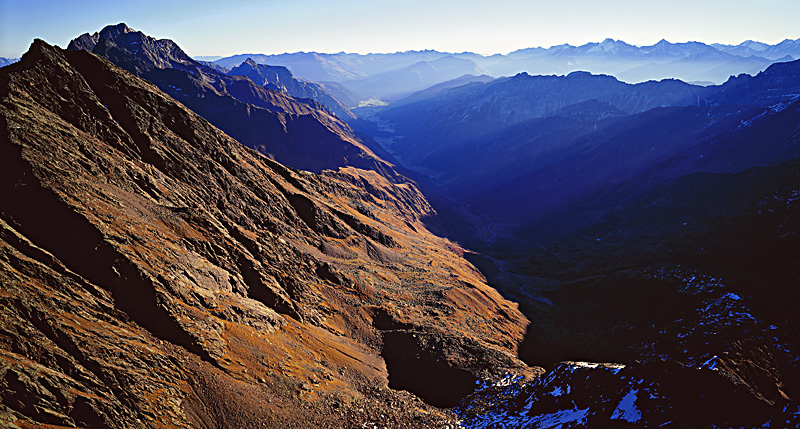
[349,56,800,425]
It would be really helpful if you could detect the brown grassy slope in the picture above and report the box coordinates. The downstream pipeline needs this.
[0,40,537,428]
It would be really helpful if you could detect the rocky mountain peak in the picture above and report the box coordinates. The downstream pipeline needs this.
[740,39,769,51]
[98,22,134,39]
[228,57,356,120]
[68,22,195,73]
[66,24,378,171]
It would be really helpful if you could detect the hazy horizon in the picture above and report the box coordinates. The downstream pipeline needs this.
[2,0,800,58]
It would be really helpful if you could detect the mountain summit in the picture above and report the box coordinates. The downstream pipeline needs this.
[67,24,397,177]
[69,23,195,73]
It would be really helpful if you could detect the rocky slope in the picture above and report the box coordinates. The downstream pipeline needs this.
[0,40,536,427]
[67,24,395,177]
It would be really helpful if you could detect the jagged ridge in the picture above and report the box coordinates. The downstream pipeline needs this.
[0,40,535,427]
[68,23,398,178]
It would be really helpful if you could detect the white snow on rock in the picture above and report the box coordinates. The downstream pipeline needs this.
[700,355,720,370]
[610,388,643,423]
[549,386,564,397]
[526,404,590,428]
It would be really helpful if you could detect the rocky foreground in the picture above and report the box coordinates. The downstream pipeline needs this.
[0,41,536,427]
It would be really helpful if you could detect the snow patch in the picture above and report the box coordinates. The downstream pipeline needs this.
[723,292,742,301]
[610,388,642,423]
[700,355,720,370]
[526,403,590,428]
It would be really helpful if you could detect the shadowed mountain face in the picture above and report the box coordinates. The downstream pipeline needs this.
[0,40,537,427]
[366,71,712,167]
[355,59,800,246]
[228,58,356,120]
[67,23,396,177]
[462,155,800,427]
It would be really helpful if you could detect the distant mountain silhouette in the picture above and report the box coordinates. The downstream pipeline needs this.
[344,56,490,102]
[0,57,19,68]
[212,38,799,104]
[714,38,800,60]
[387,74,496,108]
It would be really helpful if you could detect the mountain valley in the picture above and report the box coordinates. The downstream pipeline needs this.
[349,37,800,428]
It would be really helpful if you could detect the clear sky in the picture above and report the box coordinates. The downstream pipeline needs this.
[2,0,799,58]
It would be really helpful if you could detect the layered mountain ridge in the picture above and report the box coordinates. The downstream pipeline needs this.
[67,24,395,177]
[211,37,800,104]
[355,57,800,245]
[228,58,355,120]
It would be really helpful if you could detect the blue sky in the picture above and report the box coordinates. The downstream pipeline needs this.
[2,0,799,58]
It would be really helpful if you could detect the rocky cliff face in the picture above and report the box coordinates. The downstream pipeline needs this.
[0,40,535,427]
[67,24,395,177]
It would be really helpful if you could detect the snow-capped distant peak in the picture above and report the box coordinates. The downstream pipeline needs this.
[740,40,769,51]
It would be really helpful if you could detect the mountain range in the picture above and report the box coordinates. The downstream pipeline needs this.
[2,22,800,428]
[210,38,800,104]
[357,58,800,242]
[0,58,19,68]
